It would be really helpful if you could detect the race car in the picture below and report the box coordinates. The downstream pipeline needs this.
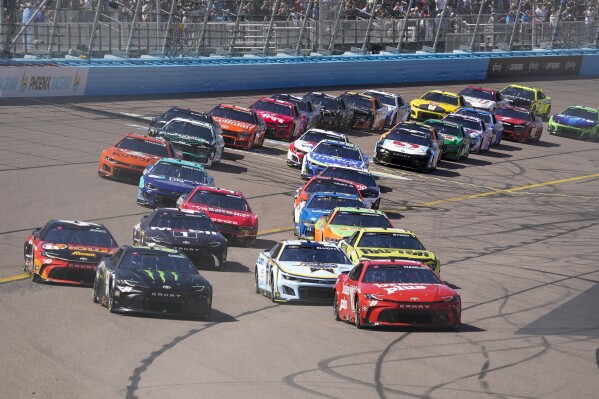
[301,140,369,179]
[494,106,544,143]
[304,92,353,131]
[409,90,468,121]
[424,119,471,161]
[293,176,363,223]
[137,158,214,208]
[458,86,507,111]
[443,113,492,153]
[209,103,266,150]
[154,117,225,167]
[23,220,119,285]
[373,122,441,172]
[547,106,599,141]
[132,208,227,269]
[98,133,181,181]
[333,259,461,330]
[271,93,320,132]
[318,166,381,210]
[362,89,410,127]
[500,84,552,120]
[455,107,504,146]
[249,97,304,140]
[92,245,212,319]
[287,128,348,168]
[295,192,365,239]
[338,227,441,276]
[177,185,258,247]
[314,207,392,243]
[337,92,386,131]
[148,106,222,137]
[254,240,353,303]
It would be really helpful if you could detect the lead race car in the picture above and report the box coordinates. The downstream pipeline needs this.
[255,240,354,303]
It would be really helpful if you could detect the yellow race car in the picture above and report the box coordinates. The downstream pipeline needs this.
[500,84,552,120]
[409,90,467,121]
[338,227,441,276]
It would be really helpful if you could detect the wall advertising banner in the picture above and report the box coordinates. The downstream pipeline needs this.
[487,55,583,78]
[0,66,88,98]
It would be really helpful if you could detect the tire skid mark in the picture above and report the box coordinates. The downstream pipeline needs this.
[374,333,411,399]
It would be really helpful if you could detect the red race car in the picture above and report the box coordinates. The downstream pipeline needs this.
[494,106,544,143]
[333,259,461,330]
[23,220,119,285]
[98,133,181,181]
[249,97,305,141]
[178,186,258,247]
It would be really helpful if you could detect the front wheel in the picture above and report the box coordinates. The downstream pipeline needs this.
[269,274,276,303]
[92,279,100,303]
[333,293,341,321]
[354,298,364,329]
[254,269,260,294]
[107,281,116,313]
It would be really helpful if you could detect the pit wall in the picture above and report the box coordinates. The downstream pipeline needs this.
[1,50,597,98]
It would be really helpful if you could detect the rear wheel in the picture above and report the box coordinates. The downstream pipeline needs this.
[333,293,341,321]
[354,298,364,329]
[107,281,116,313]
[269,274,276,303]
[247,134,255,150]
[92,278,100,303]
[30,253,40,282]
[254,269,260,294]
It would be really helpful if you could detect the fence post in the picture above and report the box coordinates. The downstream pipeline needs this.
[469,0,485,51]
[162,0,177,56]
[549,1,563,49]
[361,0,378,52]
[508,0,523,51]
[196,0,213,56]
[9,0,51,50]
[126,0,143,57]
[328,0,345,52]
[594,21,599,48]
[263,0,281,55]
[228,0,245,53]
[295,0,314,55]
[47,0,62,57]
[432,5,449,53]
[87,0,103,58]
[396,0,415,52]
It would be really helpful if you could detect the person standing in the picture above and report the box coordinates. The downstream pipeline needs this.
[22,3,34,48]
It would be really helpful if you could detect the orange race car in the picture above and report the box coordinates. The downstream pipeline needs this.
[314,207,393,243]
[98,133,181,181]
[209,103,267,150]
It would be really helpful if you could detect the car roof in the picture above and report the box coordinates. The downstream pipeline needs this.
[152,207,209,217]
[188,185,243,197]
[166,117,213,129]
[49,219,105,228]
[363,89,400,98]
[124,133,167,144]
[154,157,206,169]
[355,227,414,235]
[279,240,339,248]
[333,207,384,215]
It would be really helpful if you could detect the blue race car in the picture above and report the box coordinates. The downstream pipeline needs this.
[137,158,214,208]
[294,191,365,239]
[300,139,369,179]
[455,107,504,146]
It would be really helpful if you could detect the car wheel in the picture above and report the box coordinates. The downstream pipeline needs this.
[92,278,100,304]
[201,295,212,320]
[333,293,341,321]
[107,281,116,313]
[254,269,260,294]
[354,297,364,329]
[269,274,276,303]
[30,253,40,282]
[247,134,255,151]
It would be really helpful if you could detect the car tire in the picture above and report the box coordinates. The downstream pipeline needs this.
[107,281,116,313]
[354,297,364,329]
[92,278,100,304]
[333,293,341,321]
[30,253,40,283]
[247,134,255,151]
[269,274,276,303]
[254,269,260,294]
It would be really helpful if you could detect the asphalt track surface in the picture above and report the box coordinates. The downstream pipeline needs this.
[1,77,598,399]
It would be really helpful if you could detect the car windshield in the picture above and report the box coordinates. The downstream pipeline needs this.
[120,250,198,273]
[319,168,376,187]
[457,109,492,124]
[307,196,363,210]
[252,100,292,116]
[306,180,359,196]
[341,95,372,110]
[362,264,438,284]
[150,162,207,183]
[331,212,391,228]
[162,120,214,141]
[188,190,249,211]
[41,223,117,247]
[149,212,217,231]
[461,87,494,101]
[210,106,256,124]
[278,245,350,263]
[427,122,462,138]
[562,107,598,121]
[357,232,426,249]
[495,108,530,120]
[115,137,169,157]
[502,87,535,100]
[273,95,307,112]
[307,95,339,110]
[314,142,361,160]
[301,131,343,143]
[367,92,396,106]
[422,92,459,105]
[385,130,431,146]
[443,116,481,131]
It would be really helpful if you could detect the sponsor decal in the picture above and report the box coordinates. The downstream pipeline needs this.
[487,56,582,78]
[68,263,96,270]
[71,251,96,257]
[68,244,114,254]
[1,67,88,97]
[42,243,68,250]
[372,284,427,294]
[398,304,431,309]
[151,292,182,298]
[340,298,348,310]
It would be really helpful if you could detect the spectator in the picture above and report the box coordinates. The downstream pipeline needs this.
[535,2,548,22]
[21,2,34,47]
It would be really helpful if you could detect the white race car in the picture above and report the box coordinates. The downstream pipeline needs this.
[459,86,508,111]
[286,128,348,167]
[363,89,410,127]
[443,113,493,153]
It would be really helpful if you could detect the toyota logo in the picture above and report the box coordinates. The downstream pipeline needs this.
[182,241,190,245]
[163,285,171,289]
[410,297,419,301]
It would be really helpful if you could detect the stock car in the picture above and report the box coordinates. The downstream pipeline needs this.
[547,106,599,141]
[98,133,181,181]
[254,240,353,303]
[304,92,353,131]
[286,129,348,168]
[249,97,304,140]
[148,106,222,137]
[137,158,214,208]
[92,245,212,319]
[373,122,441,172]
[337,92,386,131]
[155,117,224,167]
[455,107,504,146]
[295,192,365,239]
[494,106,544,143]
[271,93,320,131]
[178,185,258,247]
[300,140,369,179]
[459,86,507,111]
[443,113,492,153]
[500,84,552,120]
[132,208,227,270]
[23,220,119,285]
[209,103,266,150]
[363,89,410,127]
[338,227,441,276]
[424,119,471,161]
[293,176,363,223]
[319,166,381,210]
[409,90,468,121]
[333,260,461,330]
[314,207,392,243]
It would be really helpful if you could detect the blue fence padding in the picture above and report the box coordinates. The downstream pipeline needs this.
[580,54,599,76]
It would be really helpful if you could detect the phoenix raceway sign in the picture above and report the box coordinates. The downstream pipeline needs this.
[0,66,88,97]
[487,55,582,78]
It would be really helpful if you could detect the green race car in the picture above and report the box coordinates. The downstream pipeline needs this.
[548,106,599,141]
[425,119,471,161]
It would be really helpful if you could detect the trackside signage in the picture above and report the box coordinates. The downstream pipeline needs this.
[486,55,582,78]
[0,66,88,97]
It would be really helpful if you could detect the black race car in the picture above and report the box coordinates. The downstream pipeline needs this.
[133,208,228,270]
[337,92,386,131]
[303,92,353,131]
[149,106,222,137]
[319,166,382,210]
[92,246,212,319]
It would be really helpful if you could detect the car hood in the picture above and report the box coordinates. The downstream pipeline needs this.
[502,96,532,108]
[159,132,213,146]
[293,140,317,153]
[143,227,225,246]
[213,117,257,133]
[411,99,457,113]
[117,268,209,290]
[302,207,332,222]
[463,127,483,136]
[254,111,294,125]
[182,203,257,227]
[278,261,353,277]
[309,153,365,170]
[495,116,527,126]
[359,283,455,302]
[328,224,361,238]
[104,148,161,165]
[145,173,205,192]
[356,247,436,262]
[463,96,495,110]
[379,139,429,155]
[441,135,464,145]
[39,242,117,264]
[553,115,596,128]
